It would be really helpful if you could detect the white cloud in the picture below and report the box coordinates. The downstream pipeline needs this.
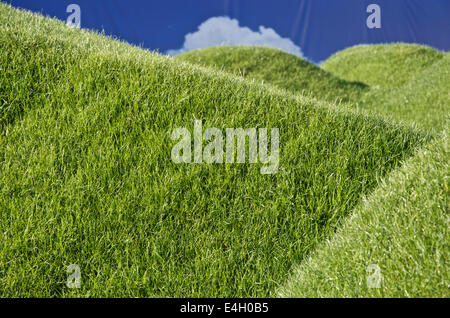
[167,16,303,57]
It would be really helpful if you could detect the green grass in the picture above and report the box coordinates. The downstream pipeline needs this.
[276,45,449,298]
[357,53,450,133]
[0,4,427,297]
[177,45,449,133]
[176,43,449,298]
[177,46,368,103]
[321,43,444,88]
[278,132,449,297]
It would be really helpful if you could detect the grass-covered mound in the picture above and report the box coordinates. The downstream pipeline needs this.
[321,44,444,88]
[177,45,448,133]
[176,46,368,103]
[278,132,449,297]
[278,46,449,298]
[0,4,426,297]
[358,53,450,133]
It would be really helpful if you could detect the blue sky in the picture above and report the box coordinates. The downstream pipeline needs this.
[5,0,450,62]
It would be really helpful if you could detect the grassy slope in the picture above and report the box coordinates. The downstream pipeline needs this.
[359,53,450,133]
[176,35,450,299]
[176,46,368,103]
[321,44,444,88]
[278,133,449,297]
[278,46,449,297]
[178,45,448,133]
[0,4,426,297]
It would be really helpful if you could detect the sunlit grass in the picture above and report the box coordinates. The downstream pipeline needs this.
[0,3,427,297]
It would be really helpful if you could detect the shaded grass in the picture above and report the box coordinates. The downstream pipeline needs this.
[177,46,368,104]
[0,4,427,297]
[277,45,449,298]
[278,132,449,297]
